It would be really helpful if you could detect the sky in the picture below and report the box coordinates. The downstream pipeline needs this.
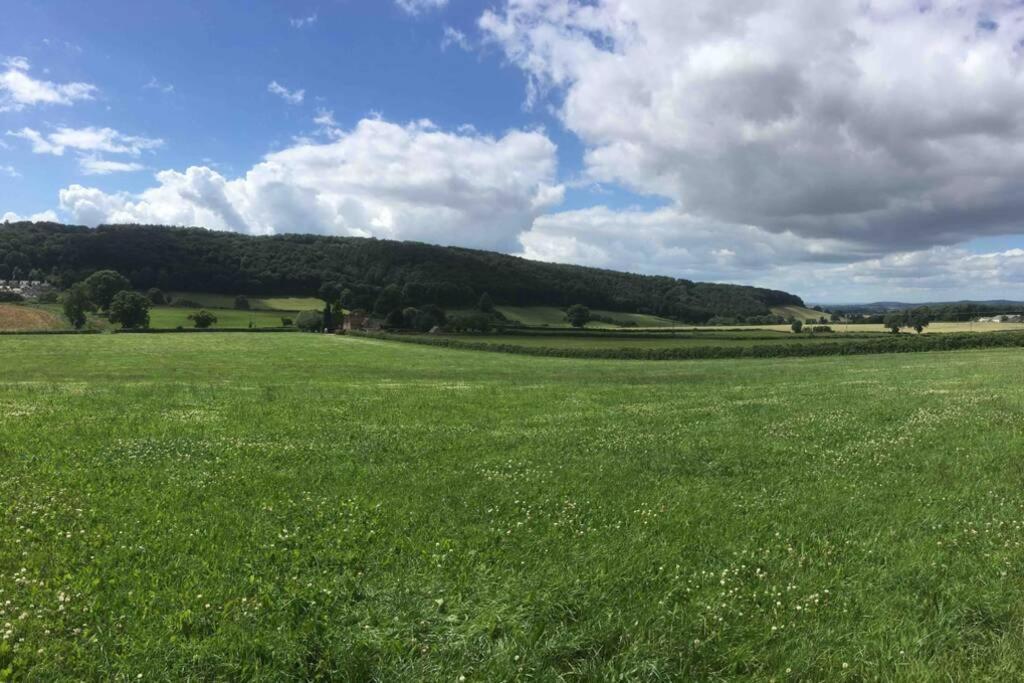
[2,0,1024,303]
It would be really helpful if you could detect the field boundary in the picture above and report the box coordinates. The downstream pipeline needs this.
[351,330,1024,360]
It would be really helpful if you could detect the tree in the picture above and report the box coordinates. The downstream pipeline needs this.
[234,295,250,310]
[83,270,131,310]
[0,264,9,281]
[791,319,804,334]
[295,310,323,331]
[374,284,402,316]
[566,304,591,328]
[478,292,495,313]
[61,283,92,329]
[883,312,904,334]
[146,287,166,305]
[188,310,218,328]
[322,302,334,331]
[339,288,354,309]
[385,308,405,328]
[908,308,931,334]
[108,291,151,329]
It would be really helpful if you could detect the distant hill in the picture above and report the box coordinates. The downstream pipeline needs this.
[0,221,803,322]
[829,300,1024,313]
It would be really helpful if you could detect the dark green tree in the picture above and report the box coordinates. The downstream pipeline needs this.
[339,288,355,309]
[234,295,250,310]
[61,283,92,329]
[883,312,905,334]
[146,287,166,305]
[0,264,10,281]
[478,292,495,313]
[188,310,218,328]
[791,319,803,334]
[566,304,591,328]
[83,270,131,310]
[374,284,402,316]
[108,291,151,329]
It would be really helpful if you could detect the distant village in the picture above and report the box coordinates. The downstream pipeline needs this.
[0,280,56,300]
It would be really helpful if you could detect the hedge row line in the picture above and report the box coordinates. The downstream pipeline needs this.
[112,327,299,334]
[353,331,1024,361]
[492,327,885,341]
[0,329,102,336]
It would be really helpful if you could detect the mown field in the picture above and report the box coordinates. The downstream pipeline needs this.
[416,331,871,350]
[4,334,1024,679]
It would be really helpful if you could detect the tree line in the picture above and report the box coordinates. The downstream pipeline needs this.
[0,221,803,323]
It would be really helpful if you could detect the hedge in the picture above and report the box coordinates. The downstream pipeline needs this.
[111,327,299,334]
[0,329,102,336]
[352,330,1024,361]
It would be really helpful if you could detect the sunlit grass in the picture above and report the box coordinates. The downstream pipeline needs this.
[3,334,1024,679]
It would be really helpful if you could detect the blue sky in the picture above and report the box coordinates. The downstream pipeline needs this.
[3,0,1024,303]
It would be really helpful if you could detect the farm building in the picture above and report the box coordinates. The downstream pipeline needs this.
[975,315,1024,323]
[341,310,380,332]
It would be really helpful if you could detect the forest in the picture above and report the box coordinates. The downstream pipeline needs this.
[0,221,803,321]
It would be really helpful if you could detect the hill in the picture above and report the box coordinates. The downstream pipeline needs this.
[0,221,803,322]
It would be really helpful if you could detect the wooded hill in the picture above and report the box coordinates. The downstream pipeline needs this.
[0,222,803,322]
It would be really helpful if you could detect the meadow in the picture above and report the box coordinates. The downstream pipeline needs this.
[4,333,1024,679]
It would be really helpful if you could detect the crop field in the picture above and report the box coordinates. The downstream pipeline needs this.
[416,331,867,350]
[4,334,1024,678]
[167,292,321,311]
[491,306,679,328]
[0,304,64,331]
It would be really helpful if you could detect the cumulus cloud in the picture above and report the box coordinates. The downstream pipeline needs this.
[57,117,564,251]
[396,0,448,15]
[481,0,1024,259]
[267,80,304,104]
[2,210,60,223]
[0,56,96,111]
[7,126,163,156]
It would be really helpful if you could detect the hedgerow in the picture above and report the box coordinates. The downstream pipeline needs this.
[353,330,1024,361]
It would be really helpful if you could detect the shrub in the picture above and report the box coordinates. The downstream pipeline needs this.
[791,320,804,334]
[295,310,323,332]
[146,287,166,305]
[188,310,218,328]
[811,326,833,333]
[0,291,24,303]
[234,295,250,310]
[171,298,202,308]
[36,290,59,304]
[281,317,293,327]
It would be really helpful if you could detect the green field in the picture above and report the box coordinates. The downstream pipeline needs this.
[4,334,1024,678]
[146,307,292,329]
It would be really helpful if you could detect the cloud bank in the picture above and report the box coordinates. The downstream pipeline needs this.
[58,118,564,251]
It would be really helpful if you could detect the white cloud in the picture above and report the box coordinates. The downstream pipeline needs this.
[290,13,317,28]
[0,165,20,178]
[7,126,163,156]
[79,157,146,175]
[0,56,96,111]
[481,0,1024,261]
[441,26,471,51]
[396,0,448,15]
[143,77,174,94]
[2,210,59,223]
[267,80,304,105]
[57,117,564,251]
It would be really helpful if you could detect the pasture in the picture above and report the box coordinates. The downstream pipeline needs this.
[4,333,1024,679]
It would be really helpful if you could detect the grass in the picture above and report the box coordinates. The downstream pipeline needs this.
[491,305,678,328]
[147,307,291,329]
[5,334,1024,678]
[770,305,830,322]
[167,292,321,311]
